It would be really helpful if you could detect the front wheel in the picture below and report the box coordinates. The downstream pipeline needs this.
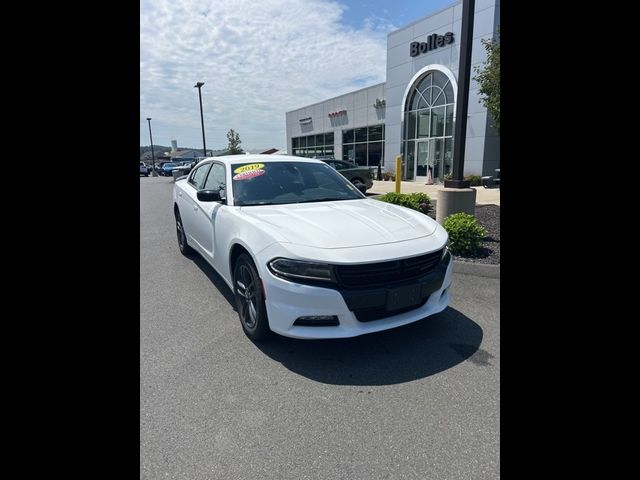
[233,253,272,341]
[175,209,193,256]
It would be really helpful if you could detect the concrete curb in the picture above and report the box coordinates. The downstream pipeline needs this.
[453,260,500,278]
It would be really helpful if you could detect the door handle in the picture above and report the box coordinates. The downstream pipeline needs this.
[193,206,198,211]
[178,192,182,197]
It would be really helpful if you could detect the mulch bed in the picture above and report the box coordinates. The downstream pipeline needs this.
[427,202,500,265]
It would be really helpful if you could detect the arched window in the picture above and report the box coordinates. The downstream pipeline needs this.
[403,70,455,181]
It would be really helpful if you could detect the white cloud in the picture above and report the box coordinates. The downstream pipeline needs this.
[140,0,392,149]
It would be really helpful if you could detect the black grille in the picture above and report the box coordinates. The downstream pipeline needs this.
[335,249,443,288]
[354,297,430,322]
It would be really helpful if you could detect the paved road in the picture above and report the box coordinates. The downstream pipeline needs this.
[140,176,500,479]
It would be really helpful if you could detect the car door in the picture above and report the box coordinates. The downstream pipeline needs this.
[179,162,212,250]
[333,161,354,181]
[190,162,227,258]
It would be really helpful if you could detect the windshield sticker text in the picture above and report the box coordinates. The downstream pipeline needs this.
[234,163,265,174]
[233,169,265,181]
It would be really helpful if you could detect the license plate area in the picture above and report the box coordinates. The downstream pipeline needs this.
[386,284,422,310]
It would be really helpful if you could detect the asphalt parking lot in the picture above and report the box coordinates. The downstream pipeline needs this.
[140,175,500,479]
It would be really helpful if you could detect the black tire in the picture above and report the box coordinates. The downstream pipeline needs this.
[352,181,366,194]
[233,253,272,341]
[175,209,194,256]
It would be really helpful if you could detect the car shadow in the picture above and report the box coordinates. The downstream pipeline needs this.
[188,255,484,386]
[254,307,484,386]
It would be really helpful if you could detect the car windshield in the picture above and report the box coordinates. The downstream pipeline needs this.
[231,161,365,206]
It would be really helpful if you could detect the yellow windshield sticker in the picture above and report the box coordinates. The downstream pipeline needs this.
[234,163,265,174]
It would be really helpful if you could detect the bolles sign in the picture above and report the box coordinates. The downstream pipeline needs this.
[328,110,347,118]
[410,32,454,57]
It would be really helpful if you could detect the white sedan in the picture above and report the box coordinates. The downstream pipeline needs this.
[173,155,452,341]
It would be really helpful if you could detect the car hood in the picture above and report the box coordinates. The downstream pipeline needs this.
[239,199,437,249]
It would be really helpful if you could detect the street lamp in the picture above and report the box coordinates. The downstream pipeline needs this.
[194,81,207,158]
[146,117,157,177]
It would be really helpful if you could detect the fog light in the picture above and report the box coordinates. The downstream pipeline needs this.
[293,316,339,327]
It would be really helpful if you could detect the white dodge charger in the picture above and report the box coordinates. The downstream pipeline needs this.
[173,155,452,341]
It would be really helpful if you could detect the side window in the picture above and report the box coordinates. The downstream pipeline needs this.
[203,163,226,192]
[335,161,347,170]
[188,163,211,189]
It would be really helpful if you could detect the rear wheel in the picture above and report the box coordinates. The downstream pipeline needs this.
[175,209,193,256]
[352,177,367,193]
[233,253,271,341]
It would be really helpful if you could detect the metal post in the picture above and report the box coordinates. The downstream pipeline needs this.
[194,82,207,158]
[395,155,402,193]
[444,0,475,189]
[146,117,157,177]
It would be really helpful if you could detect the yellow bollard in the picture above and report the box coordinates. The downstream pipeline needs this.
[395,155,402,193]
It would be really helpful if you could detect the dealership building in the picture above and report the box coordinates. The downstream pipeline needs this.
[285,0,499,182]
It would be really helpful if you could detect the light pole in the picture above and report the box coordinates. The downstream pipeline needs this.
[436,0,477,222]
[194,82,207,158]
[146,117,157,177]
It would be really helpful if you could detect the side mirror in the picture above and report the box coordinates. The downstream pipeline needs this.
[197,190,222,202]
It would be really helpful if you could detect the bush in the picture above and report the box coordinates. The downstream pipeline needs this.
[377,192,432,215]
[382,171,395,181]
[442,173,481,185]
[464,174,482,186]
[443,213,486,256]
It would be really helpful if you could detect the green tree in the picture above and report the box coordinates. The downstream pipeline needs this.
[226,129,244,154]
[473,29,500,134]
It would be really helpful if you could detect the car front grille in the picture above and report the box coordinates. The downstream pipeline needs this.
[353,297,430,322]
[335,249,443,288]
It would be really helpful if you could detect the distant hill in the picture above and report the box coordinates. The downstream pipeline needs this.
[140,144,200,155]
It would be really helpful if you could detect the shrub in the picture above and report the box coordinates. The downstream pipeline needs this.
[382,171,395,181]
[378,192,432,215]
[442,173,481,185]
[464,174,482,186]
[443,213,486,256]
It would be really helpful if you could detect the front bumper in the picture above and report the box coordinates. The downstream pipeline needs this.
[261,252,453,339]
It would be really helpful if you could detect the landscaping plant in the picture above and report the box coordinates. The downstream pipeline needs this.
[443,213,486,256]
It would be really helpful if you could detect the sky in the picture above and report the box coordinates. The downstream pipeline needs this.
[140,0,455,151]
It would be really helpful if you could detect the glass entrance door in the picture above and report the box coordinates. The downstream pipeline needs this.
[404,141,415,180]
[430,138,443,181]
[416,141,429,178]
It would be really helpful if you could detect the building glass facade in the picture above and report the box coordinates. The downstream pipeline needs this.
[403,71,454,180]
[285,0,500,182]
[292,132,334,158]
[342,125,385,166]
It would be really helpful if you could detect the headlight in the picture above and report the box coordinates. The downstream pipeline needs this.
[441,241,450,260]
[268,258,335,283]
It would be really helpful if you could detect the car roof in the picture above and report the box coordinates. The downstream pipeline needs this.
[197,154,323,167]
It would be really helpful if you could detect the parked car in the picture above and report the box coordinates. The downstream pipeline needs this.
[319,158,374,192]
[160,162,179,176]
[140,161,148,176]
[173,155,451,341]
[175,161,194,175]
